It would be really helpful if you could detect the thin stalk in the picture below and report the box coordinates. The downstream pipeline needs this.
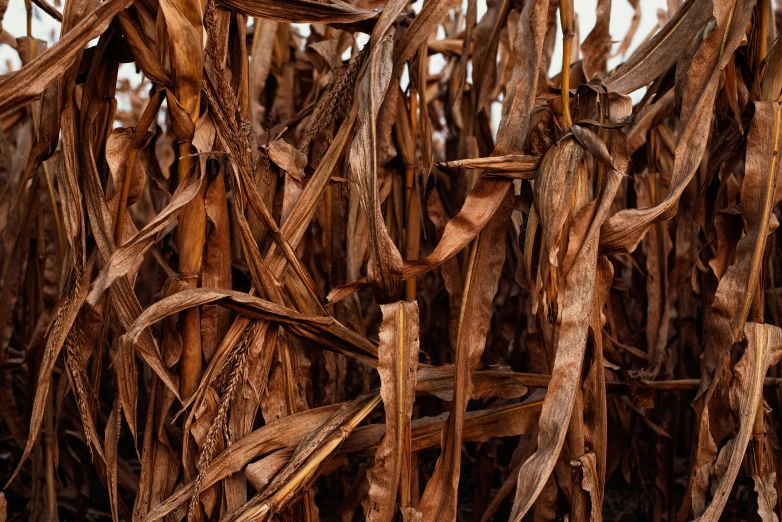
[637,377,782,390]
[234,394,382,522]
[93,90,164,418]
[42,163,65,261]
[27,36,65,262]
[405,89,419,302]
[404,173,419,300]
[752,398,766,474]
[114,90,164,246]
[750,269,767,478]
[27,13,59,520]
[25,0,32,38]
[175,19,205,401]
[405,75,422,505]
[567,387,588,522]
[749,0,769,89]
[560,0,574,128]
[178,144,207,402]
[44,380,58,522]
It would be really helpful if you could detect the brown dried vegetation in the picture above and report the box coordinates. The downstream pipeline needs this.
[3,0,782,520]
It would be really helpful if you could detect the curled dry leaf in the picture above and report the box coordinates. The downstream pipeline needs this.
[600,0,756,255]
[436,154,540,174]
[267,140,307,181]
[753,470,779,522]
[694,323,782,521]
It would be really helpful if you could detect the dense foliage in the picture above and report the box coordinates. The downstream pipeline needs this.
[2,0,782,521]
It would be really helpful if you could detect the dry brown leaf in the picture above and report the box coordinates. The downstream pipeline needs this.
[87,169,205,304]
[581,0,612,79]
[436,154,540,174]
[349,33,404,303]
[364,301,420,521]
[216,0,376,24]
[706,101,782,379]
[510,120,629,521]
[417,190,513,521]
[268,140,307,181]
[122,287,379,365]
[604,0,712,94]
[7,254,95,485]
[600,0,756,254]
[752,470,780,522]
[694,323,782,520]
[0,0,132,115]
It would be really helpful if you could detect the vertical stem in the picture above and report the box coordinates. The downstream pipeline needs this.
[569,393,588,521]
[405,90,419,302]
[42,163,65,261]
[165,0,205,405]
[172,0,206,403]
[26,16,64,263]
[391,85,420,303]
[404,167,417,304]
[560,0,574,128]
[115,90,164,246]
[758,0,769,68]
[406,66,421,493]
[568,386,588,522]
[25,0,32,38]
[751,270,767,477]
[178,143,206,401]
[44,380,58,522]
[27,10,59,520]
